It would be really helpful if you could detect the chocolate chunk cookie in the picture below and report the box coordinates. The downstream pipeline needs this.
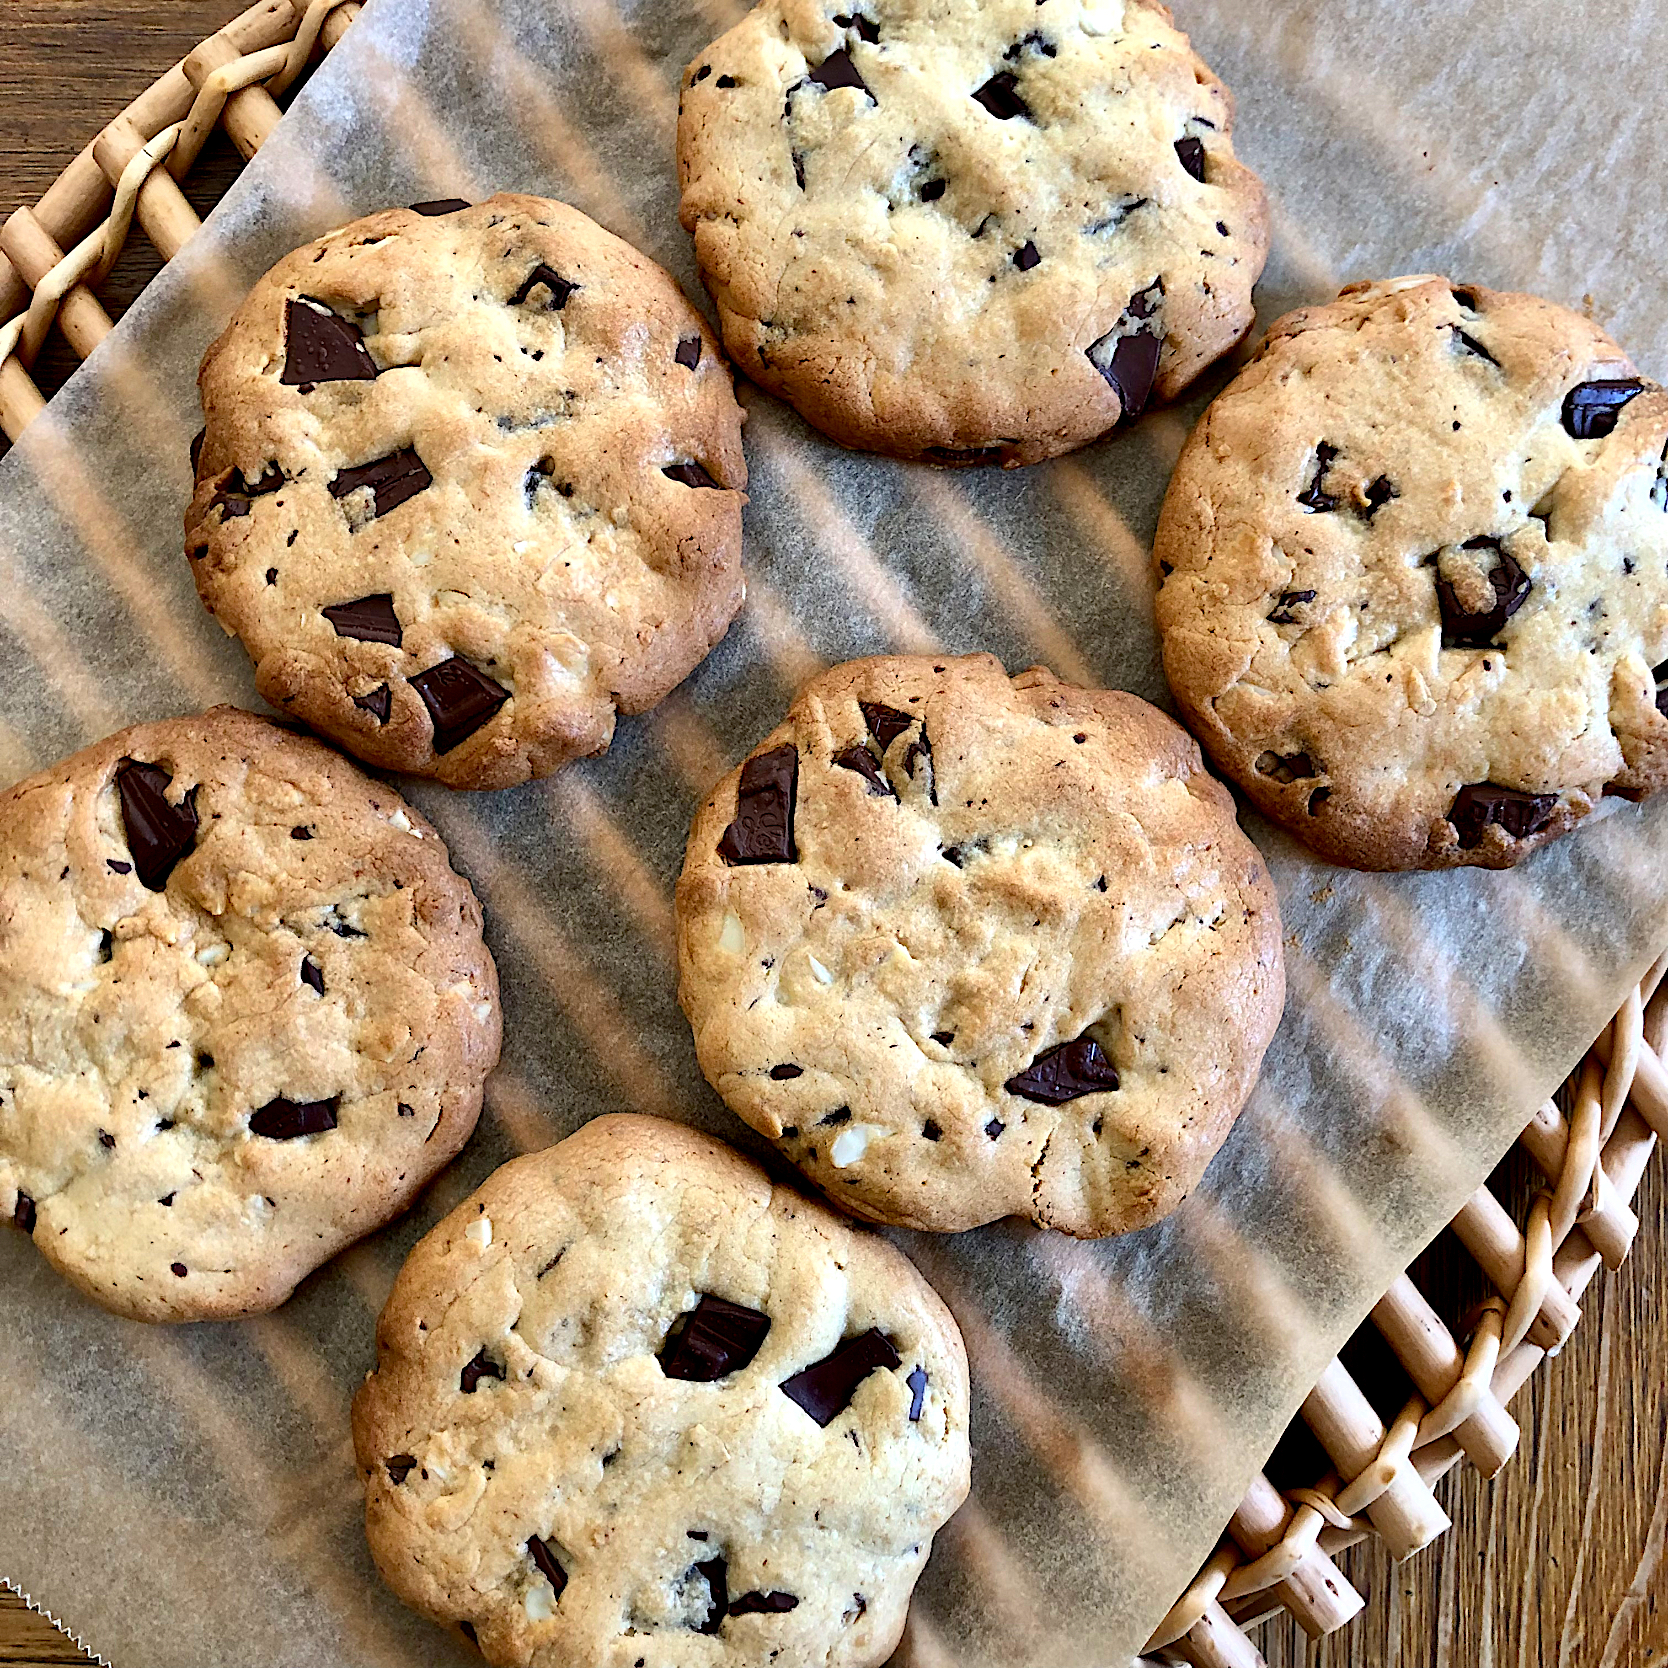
[1155,276,1668,869]
[352,1114,969,1668]
[0,708,500,1321]
[187,195,747,790]
[677,0,1268,466]
[675,654,1284,1236]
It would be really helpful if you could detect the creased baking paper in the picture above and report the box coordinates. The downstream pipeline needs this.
[2,1,1667,1663]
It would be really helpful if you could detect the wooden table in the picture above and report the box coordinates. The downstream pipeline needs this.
[3,5,1668,1665]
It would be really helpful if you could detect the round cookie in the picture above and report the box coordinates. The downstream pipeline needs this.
[0,707,500,1322]
[1154,276,1668,870]
[187,195,747,791]
[677,0,1269,467]
[674,653,1284,1237]
[352,1113,970,1668]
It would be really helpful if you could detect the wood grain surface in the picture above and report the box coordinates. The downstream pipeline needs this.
[1,5,1666,1667]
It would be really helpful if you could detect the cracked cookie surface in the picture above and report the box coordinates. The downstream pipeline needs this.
[187,195,747,790]
[1155,276,1668,870]
[675,654,1284,1237]
[676,0,1268,466]
[352,1114,969,1668]
[0,707,500,1322]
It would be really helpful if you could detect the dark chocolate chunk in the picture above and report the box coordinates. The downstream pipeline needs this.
[906,1365,928,1420]
[1448,782,1556,848]
[660,1294,772,1381]
[972,71,1030,121]
[190,427,206,475]
[322,593,403,645]
[904,731,936,804]
[663,461,724,489]
[818,1107,851,1127]
[1268,589,1316,624]
[1091,330,1160,420]
[1296,443,1339,512]
[1255,750,1319,784]
[675,334,703,370]
[117,761,199,891]
[985,1118,1004,1139]
[1363,475,1398,517]
[920,177,947,202]
[411,657,510,752]
[329,448,432,518]
[354,685,393,724]
[510,264,579,310]
[719,746,799,865]
[808,47,872,97]
[107,859,131,874]
[695,1556,729,1634]
[281,298,377,387]
[779,1329,901,1425]
[793,149,807,189]
[301,955,324,995]
[13,1193,35,1234]
[859,702,914,750]
[1013,240,1041,271]
[717,74,738,87]
[1563,379,1645,440]
[833,11,879,41]
[98,1129,115,1150]
[249,1096,339,1139]
[459,1349,505,1393]
[770,1063,803,1080]
[411,198,471,215]
[940,845,965,868]
[171,1262,188,1277]
[1005,1035,1120,1104]
[925,444,1006,464]
[1174,136,1207,181]
[922,1119,942,1140]
[527,1536,568,1599]
[158,1192,175,1206]
[729,1592,800,1616]
[386,1454,417,1484]
[210,463,286,521]
[1450,327,1499,367]
[1436,541,1530,647]
[834,745,892,796]
[930,1031,954,1046]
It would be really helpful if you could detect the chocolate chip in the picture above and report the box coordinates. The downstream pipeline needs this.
[779,1329,901,1425]
[1297,443,1339,512]
[1006,1035,1119,1103]
[13,1194,35,1234]
[833,11,879,41]
[719,746,799,865]
[301,956,324,995]
[660,1294,772,1381]
[1436,541,1530,647]
[1013,240,1041,271]
[1174,136,1206,181]
[926,444,1007,464]
[1268,589,1316,624]
[662,461,723,489]
[98,1129,115,1150]
[329,449,432,518]
[834,745,892,796]
[281,299,378,387]
[941,845,965,867]
[675,335,703,369]
[985,1118,1004,1139]
[1088,325,1160,419]
[729,1592,800,1615]
[386,1454,417,1483]
[920,178,947,202]
[354,685,393,724]
[527,1536,568,1600]
[972,71,1030,121]
[717,74,738,87]
[1255,750,1319,784]
[107,859,131,874]
[859,702,914,750]
[808,48,871,97]
[460,1349,505,1393]
[190,428,206,474]
[1363,476,1398,517]
[117,761,199,891]
[411,657,511,752]
[819,1107,851,1126]
[410,198,470,215]
[695,1556,729,1634]
[1449,782,1556,848]
[322,593,402,645]
[209,463,285,521]
[171,1262,188,1278]
[922,1120,942,1140]
[291,826,312,840]
[510,265,579,310]
[158,1192,175,1207]
[770,1064,803,1080]
[1563,379,1645,440]
[906,1366,927,1419]
[1450,326,1499,367]
[249,1096,339,1138]
[904,731,936,804]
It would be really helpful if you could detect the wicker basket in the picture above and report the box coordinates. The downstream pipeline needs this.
[1,6,1664,1665]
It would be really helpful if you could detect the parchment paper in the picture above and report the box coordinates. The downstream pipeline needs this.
[2,1,1667,1664]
